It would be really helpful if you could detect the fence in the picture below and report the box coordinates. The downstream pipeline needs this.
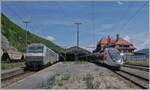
[123,54,148,61]
[123,54,149,66]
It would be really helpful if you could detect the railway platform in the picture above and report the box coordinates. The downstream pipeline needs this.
[6,62,63,89]
[5,61,146,89]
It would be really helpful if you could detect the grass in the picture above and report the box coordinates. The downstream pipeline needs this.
[124,60,149,67]
[57,81,63,87]
[57,74,70,87]
[74,60,87,64]
[46,73,70,89]
[62,61,87,64]
[1,62,25,70]
[61,74,70,81]
[46,75,58,89]
[83,74,99,89]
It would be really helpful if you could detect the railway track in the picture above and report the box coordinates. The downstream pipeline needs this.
[1,67,36,88]
[123,64,149,72]
[113,67,149,89]
[1,67,25,81]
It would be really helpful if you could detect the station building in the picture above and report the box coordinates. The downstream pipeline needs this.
[94,34,136,54]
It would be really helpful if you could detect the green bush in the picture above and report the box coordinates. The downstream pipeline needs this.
[83,74,99,89]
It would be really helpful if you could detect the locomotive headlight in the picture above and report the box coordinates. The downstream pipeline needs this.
[116,59,121,63]
[117,59,123,64]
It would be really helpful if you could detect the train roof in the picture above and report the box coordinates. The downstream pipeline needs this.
[27,43,57,54]
[3,48,24,60]
[28,43,45,47]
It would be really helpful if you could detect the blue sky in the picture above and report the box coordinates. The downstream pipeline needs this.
[1,1,149,51]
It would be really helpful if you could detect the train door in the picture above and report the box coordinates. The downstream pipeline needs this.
[44,46,49,65]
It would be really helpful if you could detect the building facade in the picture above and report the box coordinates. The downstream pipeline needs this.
[94,34,136,54]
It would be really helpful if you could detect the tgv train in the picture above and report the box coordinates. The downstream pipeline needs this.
[103,47,124,69]
[79,47,123,69]
[25,43,59,70]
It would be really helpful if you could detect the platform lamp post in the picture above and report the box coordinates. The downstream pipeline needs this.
[23,21,31,53]
[74,22,82,61]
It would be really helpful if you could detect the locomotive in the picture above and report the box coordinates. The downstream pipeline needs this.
[25,43,59,70]
[79,47,124,69]
[103,47,124,69]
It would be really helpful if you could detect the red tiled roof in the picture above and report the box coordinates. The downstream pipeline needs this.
[96,36,135,50]
[111,39,116,44]
[98,37,133,45]
[99,37,109,45]
[115,38,132,45]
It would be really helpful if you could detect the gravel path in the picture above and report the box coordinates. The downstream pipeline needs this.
[6,61,140,89]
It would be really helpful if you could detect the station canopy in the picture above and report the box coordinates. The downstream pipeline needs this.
[63,46,91,55]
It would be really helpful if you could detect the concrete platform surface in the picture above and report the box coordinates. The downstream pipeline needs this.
[6,62,140,89]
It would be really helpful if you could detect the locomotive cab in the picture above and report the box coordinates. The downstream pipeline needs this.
[25,44,45,70]
[25,43,59,70]
[104,48,123,69]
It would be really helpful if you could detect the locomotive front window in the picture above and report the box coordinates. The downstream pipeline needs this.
[108,48,121,61]
[28,46,43,53]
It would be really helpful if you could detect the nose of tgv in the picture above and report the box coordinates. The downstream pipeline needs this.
[116,59,123,65]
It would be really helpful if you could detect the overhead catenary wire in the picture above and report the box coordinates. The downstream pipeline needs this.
[119,2,148,31]
[55,2,82,47]
[4,4,32,52]
[4,3,41,38]
[54,2,72,47]
[4,4,32,31]
[5,3,42,33]
[110,2,131,32]
[4,4,24,22]
[3,2,148,50]
[4,4,25,48]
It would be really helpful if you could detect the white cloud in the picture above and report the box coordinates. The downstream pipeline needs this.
[46,36,55,41]
[117,1,123,5]
[82,46,96,52]
[134,39,149,51]
[141,39,149,49]
[123,35,130,41]
[128,32,149,50]
[82,47,93,52]
[95,31,101,35]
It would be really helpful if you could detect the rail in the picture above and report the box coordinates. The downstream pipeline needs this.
[1,67,24,81]
[113,67,149,89]
[123,64,149,72]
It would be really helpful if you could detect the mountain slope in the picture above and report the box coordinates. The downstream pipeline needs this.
[136,48,149,58]
[1,13,63,53]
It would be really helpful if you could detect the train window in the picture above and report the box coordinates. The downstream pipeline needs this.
[28,46,43,53]
[108,48,121,61]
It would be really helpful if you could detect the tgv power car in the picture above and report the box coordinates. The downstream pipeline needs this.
[103,47,124,69]
[25,43,59,70]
